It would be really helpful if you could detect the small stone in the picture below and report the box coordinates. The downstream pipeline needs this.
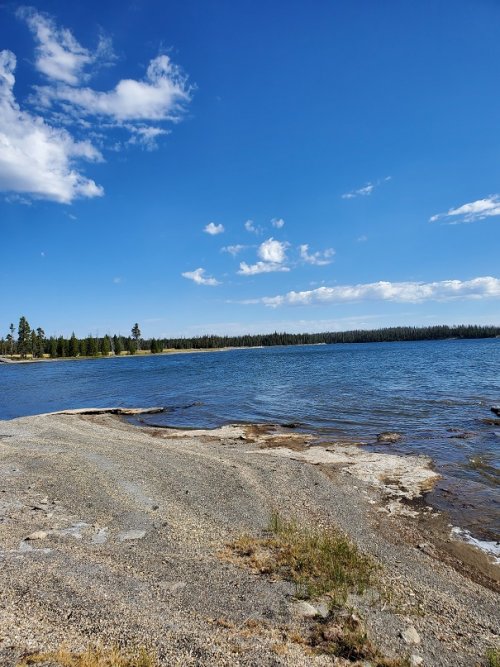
[314,602,330,619]
[491,406,500,417]
[118,529,146,541]
[410,655,423,667]
[294,601,318,618]
[401,626,421,645]
[26,530,48,540]
[377,432,403,443]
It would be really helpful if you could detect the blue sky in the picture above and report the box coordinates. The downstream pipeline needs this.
[1,0,499,338]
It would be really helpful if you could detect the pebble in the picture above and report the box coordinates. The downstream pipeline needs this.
[118,529,146,541]
[314,602,330,619]
[410,655,424,666]
[25,530,48,540]
[294,601,318,617]
[401,626,421,645]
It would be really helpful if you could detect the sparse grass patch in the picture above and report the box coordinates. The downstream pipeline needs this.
[228,512,376,604]
[308,616,408,666]
[17,645,156,667]
[487,647,500,667]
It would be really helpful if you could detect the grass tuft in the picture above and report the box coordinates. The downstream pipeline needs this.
[230,512,375,604]
[17,645,156,667]
[487,647,500,667]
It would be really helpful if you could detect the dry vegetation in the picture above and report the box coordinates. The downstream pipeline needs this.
[228,512,376,604]
[225,514,411,665]
[487,647,500,667]
[17,645,157,667]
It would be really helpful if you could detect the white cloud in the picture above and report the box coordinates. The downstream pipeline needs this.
[247,276,500,307]
[238,237,289,275]
[342,176,391,200]
[271,217,285,228]
[238,261,290,275]
[258,237,288,264]
[244,219,262,234]
[126,125,168,150]
[430,195,500,224]
[18,7,94,85]
[113,276,122,284]
[221,244,246,256]
[299,244,335,266]
[357,235,368,242]
[38,54,191,122]
[0,50,104,203]
[182,267,220,286]
[204,222,224,235]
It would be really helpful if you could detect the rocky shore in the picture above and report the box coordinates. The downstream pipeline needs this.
[0,412,498,666]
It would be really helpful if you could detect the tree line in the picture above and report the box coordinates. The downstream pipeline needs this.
[1,318,499,360]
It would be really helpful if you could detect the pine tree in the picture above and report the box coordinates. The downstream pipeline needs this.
[131,323,141,350]
[101,335,111,356]
[113,335,123,356]
[69,333,79,357]
[35,327,45,358]
[17,316,31,359]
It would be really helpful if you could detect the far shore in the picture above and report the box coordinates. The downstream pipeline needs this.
[0,346,251,364]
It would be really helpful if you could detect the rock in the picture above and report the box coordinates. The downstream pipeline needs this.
[314,602,330,619]
[401,626,421,645]
[26,530,48,540]
[377,432,403,443]
[491,406,500,417]
[410,655,424,666]
[118,529,146,541]
[293,601,318,618]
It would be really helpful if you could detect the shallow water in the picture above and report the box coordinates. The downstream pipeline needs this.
[0,339,498,541]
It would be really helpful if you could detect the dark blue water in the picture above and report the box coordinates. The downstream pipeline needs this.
[0,339,498,540]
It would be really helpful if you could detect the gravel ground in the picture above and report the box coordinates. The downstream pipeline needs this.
[0,413,498,666]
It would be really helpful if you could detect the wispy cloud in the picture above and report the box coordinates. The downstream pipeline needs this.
[244,219,262,234]
[357,235,368,242]
[36,54,191,124]
[221,244,246,256]
[238,261,290,276]
[0,50,103,203]
[271,217,285,229]
[238,237,289,275]
[182,267,220,286]
[2,9,193,203]
[299,244,335,266]
[244,276,500,307]
[342,176,391,200]
[17,6,105,85]
[430,195,500,224]
[204,222,224,235]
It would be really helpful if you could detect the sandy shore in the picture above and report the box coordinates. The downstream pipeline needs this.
[0,413,498,666]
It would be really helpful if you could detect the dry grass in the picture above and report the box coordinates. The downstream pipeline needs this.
[229,512,375,604]
[17,645,156,667]
[308,614,408,666]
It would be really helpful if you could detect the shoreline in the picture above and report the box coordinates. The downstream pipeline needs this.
[0,411,498,665]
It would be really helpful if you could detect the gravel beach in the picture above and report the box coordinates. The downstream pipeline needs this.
[0,412,498,666]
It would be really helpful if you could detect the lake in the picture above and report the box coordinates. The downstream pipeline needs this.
[1,338,498,544]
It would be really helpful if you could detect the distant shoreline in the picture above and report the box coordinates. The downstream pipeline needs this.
[0,334,498,365]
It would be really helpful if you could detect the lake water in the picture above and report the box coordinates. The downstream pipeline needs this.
[0,339,498,544]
